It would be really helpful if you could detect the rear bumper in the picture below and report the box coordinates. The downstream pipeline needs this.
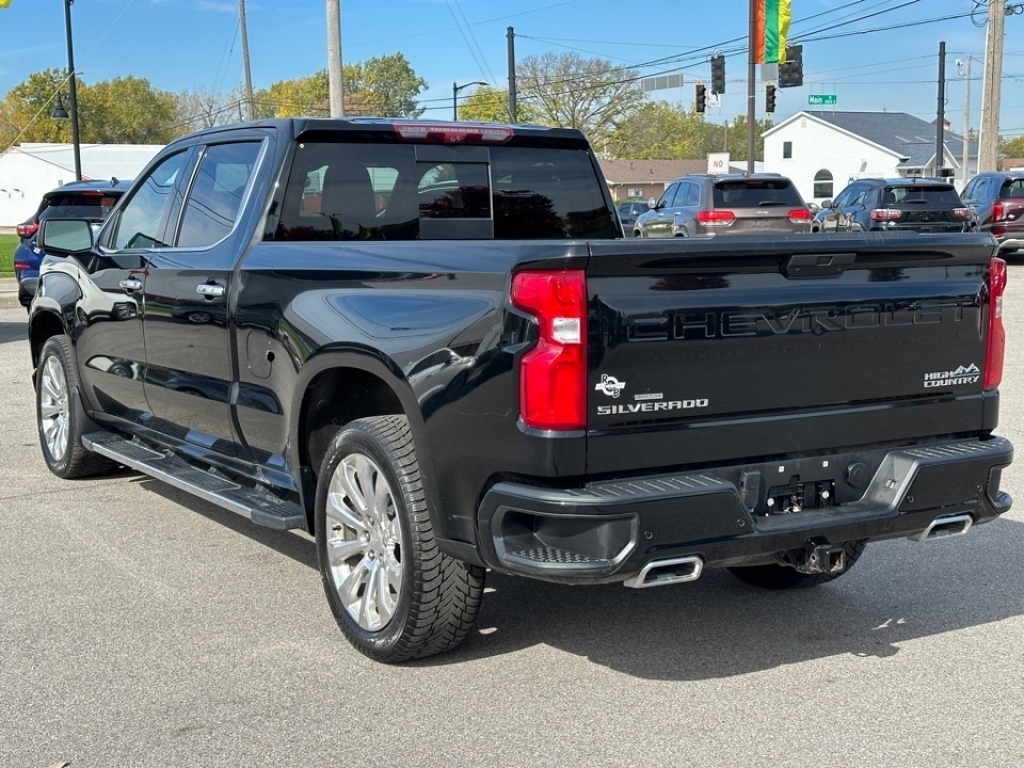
[473,436,1013,584]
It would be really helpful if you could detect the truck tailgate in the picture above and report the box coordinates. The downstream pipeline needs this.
[586,233,1000,474]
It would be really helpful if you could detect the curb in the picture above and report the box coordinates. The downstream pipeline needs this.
[0,278,23,310]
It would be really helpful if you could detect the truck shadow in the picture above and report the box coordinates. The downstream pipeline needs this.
[430,517,1024,679]
[136,477,1024,681]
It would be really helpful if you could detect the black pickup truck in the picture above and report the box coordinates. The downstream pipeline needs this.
[28,118,1013,663]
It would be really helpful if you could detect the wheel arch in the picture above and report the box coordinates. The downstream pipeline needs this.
[291,350,434,532]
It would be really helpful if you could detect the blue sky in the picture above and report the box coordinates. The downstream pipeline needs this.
[1,0,1022,138]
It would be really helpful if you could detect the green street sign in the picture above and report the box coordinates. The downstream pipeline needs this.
[808,94,837,106]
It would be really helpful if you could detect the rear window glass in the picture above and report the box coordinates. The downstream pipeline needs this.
[40,194,121,222]
[712,179,804,208]
[998,179,1024,199]
[273,141,616,241]
[883,186,961,206]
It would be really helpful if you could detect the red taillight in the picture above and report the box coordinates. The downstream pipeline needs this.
[870,208,902,221]
[787,208,813,223]
[393,123,514,144]
[14,261,30,271]
[992,202,1005,222]
[697,210,735,226]
[985,257,1007,391]
[16,221,38,238]
[510,270,587,430]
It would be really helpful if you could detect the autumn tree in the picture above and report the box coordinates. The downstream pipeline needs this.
[0,69,75,147]
[516,52,645,149]
[173,88,241,136]
[253,53,427,119]
[456,86,539,124]
[85,76,178,144]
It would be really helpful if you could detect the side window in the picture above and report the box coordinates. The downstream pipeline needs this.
[961,178,978,203]
[831,186,854,207]
[177,142,261,248]
[112,151,188,249]
[657,183,678,208]
[684,182,701,206]
[782,141,793,159]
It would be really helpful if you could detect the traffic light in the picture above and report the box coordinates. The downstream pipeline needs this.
[711,55,726,95]
[779,45,803,88]
[696,83,707,113]
[765,83,776,113]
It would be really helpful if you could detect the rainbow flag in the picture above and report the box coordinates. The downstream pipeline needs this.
[755,0,791,64]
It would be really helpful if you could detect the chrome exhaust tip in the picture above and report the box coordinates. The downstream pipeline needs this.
[623,555,703,589]
[910,513,974,543]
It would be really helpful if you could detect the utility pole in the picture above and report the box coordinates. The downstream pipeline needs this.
[979,0,1004,171]
[63,0,81,181]
[327,0,344,116]
[961,55,972,186]
[238,0,255,120]
[936,41,946,177]
[507,27,517,123]
[746,0,756,174]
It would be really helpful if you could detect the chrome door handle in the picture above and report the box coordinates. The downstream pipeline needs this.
[196,283,225,298]
[119,277,143,291]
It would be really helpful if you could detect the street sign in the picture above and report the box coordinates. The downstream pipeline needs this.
[708,93,721,108]
[808,94,837,106]
[707,152,730,175]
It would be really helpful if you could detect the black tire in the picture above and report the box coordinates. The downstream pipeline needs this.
[35,335,116,479]
[727,540,867,590]
[315,415,485,663]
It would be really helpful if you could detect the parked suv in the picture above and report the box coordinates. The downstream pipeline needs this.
[616,199,648,230]
[632,173,812,237]
[14,178,131,307]
[960,170,1024,248]
[812,177,973,234]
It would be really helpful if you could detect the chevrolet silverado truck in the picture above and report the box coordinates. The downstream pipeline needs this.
[27,118,1013,663]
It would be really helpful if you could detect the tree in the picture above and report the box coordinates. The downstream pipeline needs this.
[253,53,427,119]
[85,76,178,144]
[173,88,241,136]
[516,52,646,149]
[456,86,538,124]
[999,134,1024,160]
[0,69,75,147]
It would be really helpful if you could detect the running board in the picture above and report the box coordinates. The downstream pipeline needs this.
[82,431,307,531]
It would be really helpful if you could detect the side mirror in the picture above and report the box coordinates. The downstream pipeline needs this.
[821,199,833,209]
[39,219,94,254]
[648,197,657,209]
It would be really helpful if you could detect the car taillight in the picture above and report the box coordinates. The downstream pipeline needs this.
[870,208,902,221]
[787,208,813,223]
[16,221,38,238]
[697,210,735,226]
[985,257,1007,391]
[992,202,1005,222]
[952,207,971,220]
[14,261,30,271]
[510,270,587,431]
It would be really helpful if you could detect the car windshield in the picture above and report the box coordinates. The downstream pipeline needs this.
[884,186,961,206]
[712,180,804,207]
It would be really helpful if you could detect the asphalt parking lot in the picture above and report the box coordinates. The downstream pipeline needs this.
[1,268,1023,767]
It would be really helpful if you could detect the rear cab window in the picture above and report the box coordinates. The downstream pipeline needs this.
[273,137,617,241]
[998,178,1024,199]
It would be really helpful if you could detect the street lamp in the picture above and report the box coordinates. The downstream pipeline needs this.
[453,81,487,121]
[58,0,82,181]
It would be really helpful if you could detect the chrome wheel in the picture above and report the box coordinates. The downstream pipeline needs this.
[38,354,70,462]
[324,452,403,631]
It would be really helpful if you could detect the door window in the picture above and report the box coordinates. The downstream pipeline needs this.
[112,151,188,249]
[683,182,701,206]
[657,183,678,208]
[177,142,262,248]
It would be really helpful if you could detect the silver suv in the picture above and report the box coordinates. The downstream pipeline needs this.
[633,173,813,237]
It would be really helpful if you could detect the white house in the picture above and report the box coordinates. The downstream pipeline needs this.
[762,111,977,206]
[0,142,163,226]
